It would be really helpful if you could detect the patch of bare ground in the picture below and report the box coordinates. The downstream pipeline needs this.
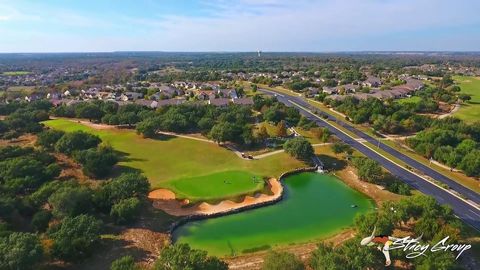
[0,133,37,147]
[54,153,91,183]
[225,229,355,270]
[65,228,170,270]
[63,206,178,270]
[335,167,404,205]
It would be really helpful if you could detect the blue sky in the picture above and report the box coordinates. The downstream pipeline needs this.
[0,0,479,52]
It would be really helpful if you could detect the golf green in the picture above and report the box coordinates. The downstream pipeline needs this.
[173,172,374,256]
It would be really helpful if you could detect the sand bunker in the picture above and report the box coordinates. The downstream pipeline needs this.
[149,179,282,217]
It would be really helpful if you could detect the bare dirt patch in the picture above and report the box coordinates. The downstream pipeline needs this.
[0,133,37,147]
[335,167,403,205]
[53,153,95,184]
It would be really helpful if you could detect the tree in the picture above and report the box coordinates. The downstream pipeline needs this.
[36,129,65,150]
[111,255,138,270]
[352,157,383,183]
[309,243,344,270]
[95,173,150,211]
[136,117,159,138]
[209,122,235,143]
[154,243,228,270]
[110,197,141,224]
[31,210,52,232]
[49,214,102,262]
[458,150,480,176]
[76,103,104,121]
[276,120,288,137]
[74,146,119,178]
[48,186,92,218]
[284,137,314,160]
[257,125,269,140]
[55,131,101,154]
[458,93,471,102]
[311,127,331,142]
[262,251,305,270]
[330,142,352,156]
[0,232,43,270]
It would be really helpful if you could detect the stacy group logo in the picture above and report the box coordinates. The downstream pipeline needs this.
[360,227,472,266]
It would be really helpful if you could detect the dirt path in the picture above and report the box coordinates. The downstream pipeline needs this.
[149,178,282,217]
[157,131,215,144]
[438,103,460,119]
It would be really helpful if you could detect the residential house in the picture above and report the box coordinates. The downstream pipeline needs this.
[217,89,238,99]
[135,99,158,109]
[157,98,186,107]
[305,87,320,97]
[363,76,382,88]
[322,87,337,95]
[124,92,144,100]
[208,98,231,107]
[232,97,254,105]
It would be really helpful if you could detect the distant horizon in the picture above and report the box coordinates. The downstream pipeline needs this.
[1,50,480,54]
[1,0,479,52]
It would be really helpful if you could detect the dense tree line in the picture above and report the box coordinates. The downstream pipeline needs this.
[407,117,480,176]
[0,100,52,139]
[0,145,149,269]
[325,96,432,134]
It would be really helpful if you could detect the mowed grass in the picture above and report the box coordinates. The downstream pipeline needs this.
[396,96,421,105]
[453,76,480,122]
[2,71,31,76]
[43,119,306,201]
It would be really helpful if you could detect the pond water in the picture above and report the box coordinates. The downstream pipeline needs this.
[173,172,374,256]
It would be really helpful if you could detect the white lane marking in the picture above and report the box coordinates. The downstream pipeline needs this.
[260,88,285,97]
[469,209,480,218]
[288,100,480,211]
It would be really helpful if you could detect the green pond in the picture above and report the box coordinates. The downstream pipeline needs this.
[173,172,374,256]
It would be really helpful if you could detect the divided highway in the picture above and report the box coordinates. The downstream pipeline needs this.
[260,88,480,231]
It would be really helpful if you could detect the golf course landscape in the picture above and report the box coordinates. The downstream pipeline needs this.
[173,172,374,256]
[453,76,480,122]
[43,119,306,201]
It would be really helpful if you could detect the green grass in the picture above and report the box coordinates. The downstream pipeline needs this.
[453,76,480,122]
[396,96,421,104]
[2,71,31,76]
[44,119,306,201]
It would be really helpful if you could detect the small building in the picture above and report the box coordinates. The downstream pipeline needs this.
[232,97,254,105]
[208,98,231,107]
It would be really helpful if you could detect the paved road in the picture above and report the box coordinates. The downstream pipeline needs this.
[260,88,480,231]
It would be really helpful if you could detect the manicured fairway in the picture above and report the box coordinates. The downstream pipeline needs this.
[44,119,306,201]
[173,172,374,256]
[453,76,480,122]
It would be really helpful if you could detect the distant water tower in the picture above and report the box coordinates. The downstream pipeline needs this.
[257,50,262,57]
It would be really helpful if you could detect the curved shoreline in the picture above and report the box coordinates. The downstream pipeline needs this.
[148,166,318,235]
